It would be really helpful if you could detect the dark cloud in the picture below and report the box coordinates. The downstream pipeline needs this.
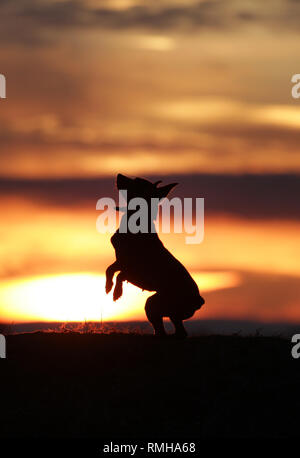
[0,173,299,220]
[0,0,300,46]
[0,1,241,32]
[1,116,300,176]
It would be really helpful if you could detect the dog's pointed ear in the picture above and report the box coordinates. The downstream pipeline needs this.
[156,183,178,200]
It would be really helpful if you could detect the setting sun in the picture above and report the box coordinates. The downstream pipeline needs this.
[0,271,240,323]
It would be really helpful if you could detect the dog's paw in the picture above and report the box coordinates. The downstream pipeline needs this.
[105,279,113,294]
[113,284,123,301]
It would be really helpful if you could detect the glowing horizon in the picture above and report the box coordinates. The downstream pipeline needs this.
[0,271,240,323]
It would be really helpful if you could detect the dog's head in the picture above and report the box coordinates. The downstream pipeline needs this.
[116,174,177,211]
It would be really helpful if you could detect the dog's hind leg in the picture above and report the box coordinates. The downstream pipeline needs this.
[145,294,166,337]
[113,271,125,301]
[105,261,120,294]
[169,316,188,339]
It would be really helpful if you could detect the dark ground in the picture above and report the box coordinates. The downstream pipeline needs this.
[1,332,300,441]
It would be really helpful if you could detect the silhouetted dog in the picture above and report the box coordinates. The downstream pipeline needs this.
[105,174,205,338]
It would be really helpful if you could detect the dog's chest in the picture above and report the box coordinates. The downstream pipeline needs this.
[110,232,135,254]
[110,232,119,248]
[111,232,127,249]
[111,231,160,259]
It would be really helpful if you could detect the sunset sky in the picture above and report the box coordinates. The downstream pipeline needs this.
[0,0,299,324]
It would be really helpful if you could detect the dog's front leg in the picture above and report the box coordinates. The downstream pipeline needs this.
[105,261,120,294]
[113,272,126,301]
